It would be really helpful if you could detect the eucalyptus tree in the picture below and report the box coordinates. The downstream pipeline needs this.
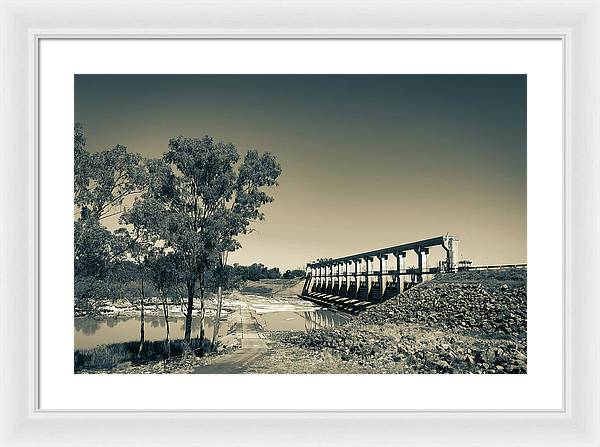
[149,251,184,357]
[119,198,162,357]
[208,149,282,349]
[74,123,146,223]
[141,136,281,352]
[74,123,146,302]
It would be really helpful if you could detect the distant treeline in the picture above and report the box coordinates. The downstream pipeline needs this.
[232,263,305,281]
[75,260,305,302]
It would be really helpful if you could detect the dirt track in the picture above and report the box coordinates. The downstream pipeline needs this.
[193,296,268,374]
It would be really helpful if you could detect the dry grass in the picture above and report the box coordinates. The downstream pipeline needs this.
[74,338,210,372]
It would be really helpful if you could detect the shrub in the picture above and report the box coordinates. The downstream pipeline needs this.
[74,338,210,372]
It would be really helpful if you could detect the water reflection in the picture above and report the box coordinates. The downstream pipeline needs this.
[74,318,101,336]
[75,309,349,350]
[303,310,349,331]
[74,315,219,350]
[258,310,349,332]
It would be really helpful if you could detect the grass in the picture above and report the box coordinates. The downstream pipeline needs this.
[241,278,304,297]
[433,268,527,287]
[74,338,210,372]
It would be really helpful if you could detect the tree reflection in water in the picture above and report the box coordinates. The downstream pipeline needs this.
[75,316,131,335]
[74,318,101,336]
[74,311,345,350]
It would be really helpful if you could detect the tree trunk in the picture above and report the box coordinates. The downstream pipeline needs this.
[211,252,228,351]
[161,292,170,358]
[197,273,206,356]
[211,285,223,350]
[137,275,145,357]
[183,280,194,342]
[199,299,206,341]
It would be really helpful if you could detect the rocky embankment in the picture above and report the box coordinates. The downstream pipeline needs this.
[278,269,527,374]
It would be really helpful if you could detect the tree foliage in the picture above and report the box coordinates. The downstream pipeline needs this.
[74,128,146,222]
[74,124,282,353]
[122,135,281,345]
[74,124,146,301]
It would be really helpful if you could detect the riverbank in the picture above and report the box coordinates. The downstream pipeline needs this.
[75,271,527,374]
[74,278,326,373]
[75,338,213,373]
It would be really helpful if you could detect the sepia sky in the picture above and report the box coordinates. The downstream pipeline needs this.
[75,74,526,270]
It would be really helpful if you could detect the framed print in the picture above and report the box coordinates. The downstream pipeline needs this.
[1,1,600,446]
[43,40,556,411]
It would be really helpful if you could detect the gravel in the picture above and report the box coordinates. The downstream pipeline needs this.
[278,269,527,374]
[358,275,526,337]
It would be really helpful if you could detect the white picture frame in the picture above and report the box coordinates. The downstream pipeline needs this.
[1,1,599,445]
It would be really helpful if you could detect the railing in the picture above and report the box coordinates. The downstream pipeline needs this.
[462,263,527,270]
[309,267,440,277]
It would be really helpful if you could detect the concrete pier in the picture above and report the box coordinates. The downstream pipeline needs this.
[414,247,429,283]
[302,235,459,303]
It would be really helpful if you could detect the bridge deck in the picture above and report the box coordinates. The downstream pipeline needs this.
[307,236,447,267]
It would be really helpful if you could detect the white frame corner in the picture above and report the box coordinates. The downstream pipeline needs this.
[1,1,600,446]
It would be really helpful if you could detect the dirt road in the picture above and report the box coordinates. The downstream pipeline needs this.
[193,296,268,374]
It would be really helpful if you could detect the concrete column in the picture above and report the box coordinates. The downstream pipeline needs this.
[302,266,309,295]
[354,259,361,296]
[320,265,324,290]
[333,263,337,290]
[365,257,373,298]
[414,247,429,283]
[345,261,350,295]
[443,235,459,272]
[399,252,406,290]
[394,253,400,292]
[318,265,323,290]
[328,263,333,292]
[378,254,388,300]
[395,252,406,292]
[338,262,346,296]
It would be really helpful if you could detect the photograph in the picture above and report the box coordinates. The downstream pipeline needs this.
[73,74,527,375]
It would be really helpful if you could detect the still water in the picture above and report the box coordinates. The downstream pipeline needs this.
[74,316,220,350]
[257,310,350,332]
[74,308,349,350]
